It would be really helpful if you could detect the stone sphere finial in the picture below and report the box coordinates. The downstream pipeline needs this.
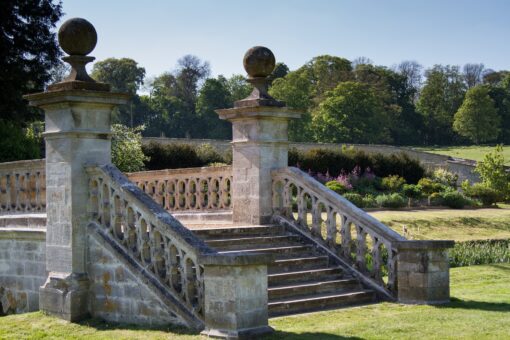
[243,46,276,79]
[58,18,97,56]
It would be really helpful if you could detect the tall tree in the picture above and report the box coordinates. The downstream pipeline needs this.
[195,77,232,139]
[0,0,62,123]
[453,85,500,144]
[312,82,390,143]
[417,65,466,144]
[226,74,252,102]
[268,62,289,84]
[396,61,423,102]
[91,58,146,94]
[463,63,485,88]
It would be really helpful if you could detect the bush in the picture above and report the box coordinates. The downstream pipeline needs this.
[462,181,501,206]
[418,177,446,196]
[196,143,224,165]
[0,120,41,162]
[429,192,443,206]
[449,239,510,267]
[289,147,425,184]
[343,192,364,207]
[474,145,510,200]
[375,193,406,209]
[111,124,148,172]
[143,142,202,170]
[362,194,377,208]
[432,168,459,188]
[381,175,406,192]
[440,189,470,209]
[326,180,349,194]
[402,184,423,199]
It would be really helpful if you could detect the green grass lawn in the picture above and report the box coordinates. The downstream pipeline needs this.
[369,206,510,241]
[416,145,510,165]
[0,264,508,339]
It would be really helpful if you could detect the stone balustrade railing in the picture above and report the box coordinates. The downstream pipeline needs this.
[0,159,46,214]
[127,166,232,212]
[87,164,219,326]
[272,167,406,297]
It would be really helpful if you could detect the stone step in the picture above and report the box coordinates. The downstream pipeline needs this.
[268,267,345,286]
[218,244,313,256]
[268,290,376,316]
[204,234,301,249]
[268,255,330,274]
[192,224,285,239]
[268,278,361,300]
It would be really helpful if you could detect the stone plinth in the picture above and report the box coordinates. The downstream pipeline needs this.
[395,240,455,304]
[217,106,301,225]
[200,253,274,339]
[24,90,129,321]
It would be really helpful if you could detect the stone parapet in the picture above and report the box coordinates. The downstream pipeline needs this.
[395,240,455,304]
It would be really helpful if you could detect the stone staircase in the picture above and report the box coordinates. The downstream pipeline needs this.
[192,224,377,316]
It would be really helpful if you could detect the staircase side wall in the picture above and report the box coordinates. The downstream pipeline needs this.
[87,233,186,326]
[0,228,46,315]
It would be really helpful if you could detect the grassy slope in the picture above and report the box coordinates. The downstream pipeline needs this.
[0,264,508,339]
[369,206,510,241]
[416,145,510,165]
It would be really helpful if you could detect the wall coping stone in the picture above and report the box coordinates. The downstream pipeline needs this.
[0,227,46,240]
[395,240,455,250]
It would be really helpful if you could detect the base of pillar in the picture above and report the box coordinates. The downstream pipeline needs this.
[201,325,274,339]
[39,272,90,321]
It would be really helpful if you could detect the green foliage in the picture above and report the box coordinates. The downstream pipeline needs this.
[0,0,62,123]
[111,124,148,172]
[381,175,406,192]
[402,184,423,199]
[453,85,500,143]
[343,193,364,207]
[195,144,224,165]
[449,239,510,267]
[439,189,471,209]
[375,193,407,208]
[361,194,378,208]
[195,77,232,139]
[432,168,459,188]
[326,181,349,194]
[428,192,443,206]
[417,177,446,195]
[475,145,510,199]
[0,120,41,162]
[462,181,501,206]
[312,82,390,143]
[91,58,146,94]
[290,147,425,184]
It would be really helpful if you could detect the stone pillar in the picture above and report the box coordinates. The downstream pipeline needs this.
[201,254,274,339]
[217,47,301,225]
[24,18,129,321]
[395,240,455,304]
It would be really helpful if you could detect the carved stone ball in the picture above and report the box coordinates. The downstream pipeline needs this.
[58,18,97,56]
[243,46,276,78]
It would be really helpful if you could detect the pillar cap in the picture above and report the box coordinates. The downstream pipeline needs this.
[23,89,130,107]
[216,105,302,121]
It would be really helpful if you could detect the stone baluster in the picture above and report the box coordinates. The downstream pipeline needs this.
[24,18,129,321]
[216,47,302,225]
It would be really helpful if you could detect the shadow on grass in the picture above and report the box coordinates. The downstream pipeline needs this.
[78,317,198,335]
[435,297,510,312]
[491,264,510,272]
[263,331,362,340]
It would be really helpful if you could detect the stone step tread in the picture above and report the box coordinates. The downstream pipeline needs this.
[204,234,299,244]
[217,244,312,254]
[272,255,329,265]
[268,266,344,278]
[268,289,375,307]
[192,225,285,238]
[268,278,359,291]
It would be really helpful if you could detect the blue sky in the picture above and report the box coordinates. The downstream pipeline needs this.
[61,0,510,80]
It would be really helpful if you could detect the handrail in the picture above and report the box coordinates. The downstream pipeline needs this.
[87,164,219,324]
[272,167,406,297]
[0,159,45,214]
[127,166,232,212]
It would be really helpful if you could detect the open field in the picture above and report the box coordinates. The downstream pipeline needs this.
[0,264,508,339]
[416,145,510,165]
[369,205,510,241]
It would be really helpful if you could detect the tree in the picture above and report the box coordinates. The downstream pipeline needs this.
[91,58,146,94]
[463,63,484,88]
[474,145,510,200]
[195,77,232,139]
[226,74,252,102]
[111,124,148,172]
[268,62,289,84]
[0,0,62,123]
[416,65,466,144]
[453,85,500,143]
[312,82,390,143]
[395,61,423,101]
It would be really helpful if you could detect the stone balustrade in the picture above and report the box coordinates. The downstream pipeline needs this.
[0,160,46,214]
[127,166,232,212]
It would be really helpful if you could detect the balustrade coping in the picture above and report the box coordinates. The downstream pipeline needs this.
[126,165,232,177]
[394,240,455,250]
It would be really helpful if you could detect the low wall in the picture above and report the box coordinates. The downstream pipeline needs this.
[142,138,481,183]
[0,216,46,315]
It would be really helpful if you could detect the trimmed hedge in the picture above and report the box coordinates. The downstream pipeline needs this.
[289,147,425,184]
[449,239,510,267]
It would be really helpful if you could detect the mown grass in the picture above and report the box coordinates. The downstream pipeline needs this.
[369,206,510,241]
[416,145,510,165]
[0,264,508,339]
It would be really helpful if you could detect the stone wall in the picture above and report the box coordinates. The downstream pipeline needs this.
[0,222,46,315]
[142,138,481,183]
[87,232,185,326]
